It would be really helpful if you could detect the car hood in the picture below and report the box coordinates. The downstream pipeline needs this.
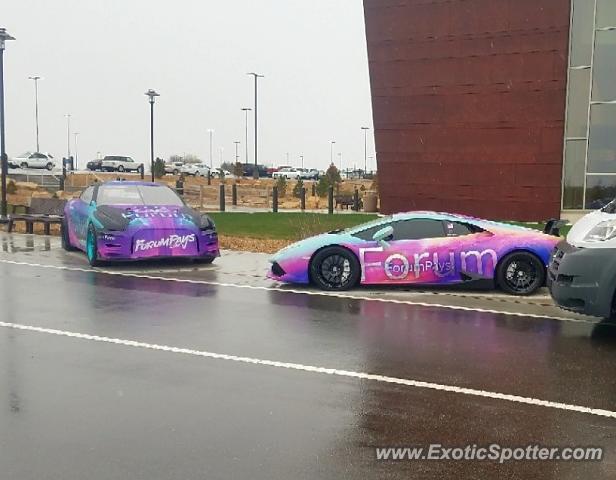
[270,231,358,262]
[94,204,202,230]
[567,209,616,248]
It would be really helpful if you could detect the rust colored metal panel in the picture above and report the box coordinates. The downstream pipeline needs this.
[363,0,571,221]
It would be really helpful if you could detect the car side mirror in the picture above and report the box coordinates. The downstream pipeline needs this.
[372,225,394,247]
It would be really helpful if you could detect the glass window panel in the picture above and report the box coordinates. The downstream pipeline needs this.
[597,0,616,28]
[565,68,591,138]
[587,104,616,172]
[592,30,616,101]
[563,140,586,209]
[585,175,616,209]
[570,0,595,67]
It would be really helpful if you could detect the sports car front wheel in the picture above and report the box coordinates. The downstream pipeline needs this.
[496,252,545,296]
[310,247,360,291]
[86,224,103,267]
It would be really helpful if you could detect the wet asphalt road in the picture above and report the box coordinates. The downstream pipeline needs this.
[0,233,615,479]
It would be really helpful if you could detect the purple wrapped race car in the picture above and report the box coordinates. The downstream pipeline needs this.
[268,212,561,295]
[61,181,219,266]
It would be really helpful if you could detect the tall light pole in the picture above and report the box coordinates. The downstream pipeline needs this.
[300,155,304,169]
[241,107,251,165]
[234,141,240,164]
[219,147,224,167]
[28,75,41,152]
[330,140,336,166]
[247,72,264,178]
[0,28,16,221]
[65,114,71,158]
[145,89,160,182]
[208,128,214,168]
[73,132,79,170]
[361,127,370,174]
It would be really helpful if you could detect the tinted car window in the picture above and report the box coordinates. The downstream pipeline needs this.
[139,186,184,206]
[80,186,94,203]
[32,153,47,159]
[392,219,445,240]
[352,223,391,241]
[443,221,483,236]
[97,185,184,206]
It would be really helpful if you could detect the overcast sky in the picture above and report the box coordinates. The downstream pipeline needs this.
[3,0,375,171]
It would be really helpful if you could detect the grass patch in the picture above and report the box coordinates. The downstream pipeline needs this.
[208,212,379,241]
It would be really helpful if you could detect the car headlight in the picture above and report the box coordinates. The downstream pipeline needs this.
[583,219,616,242]
[199,214,215,231]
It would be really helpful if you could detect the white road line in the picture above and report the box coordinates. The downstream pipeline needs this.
[0,320,614,420]
[0,258,597,325]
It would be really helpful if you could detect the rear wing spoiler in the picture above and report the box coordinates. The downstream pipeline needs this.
[543,219,568,237]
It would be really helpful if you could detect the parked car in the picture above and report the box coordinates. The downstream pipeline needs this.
[549,200,616,318]
[272,167,302,180]
[181,163,211,177]
[10,152,55,170]
[268,211,561,294]
[101,155,143,173]
[165,161,185,175]
[243,163,269,178]
[86,159,103,171]
[299,168,319,180]
[211,168,235,179]
[61,181,219,266]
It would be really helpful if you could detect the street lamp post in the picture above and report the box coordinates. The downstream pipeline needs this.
[73,132,79,170]
[234,141,240,164]
[300,155,304,169]
[361,127,370,175]
[0,28,15,222]
[330,141,336,166]
[65,114,71,158]
[208,129,214,169]
[145,89,160,182]
[247,72,264,178]
[241,108,251,165]
[28,75,41,152]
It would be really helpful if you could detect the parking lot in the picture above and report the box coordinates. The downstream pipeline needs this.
[0,231,615,479]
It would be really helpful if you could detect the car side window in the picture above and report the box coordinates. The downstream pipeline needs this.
[391,219,446,240]
[352,223,392,241]
[444,221,484,237]
[80,186,94,204]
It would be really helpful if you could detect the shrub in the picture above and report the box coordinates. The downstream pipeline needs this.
[233,162,244,177]
[315,176,329,197]
[276,176,287,197]
[153,158,166,178]
[6,180,17,194]
[292,178,304,198]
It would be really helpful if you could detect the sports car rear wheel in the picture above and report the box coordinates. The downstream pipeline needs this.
[496,252,545,296]
[86,224,103,267]
[310,246,360,291]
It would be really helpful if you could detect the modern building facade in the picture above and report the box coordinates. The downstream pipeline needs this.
[364,0,616,221]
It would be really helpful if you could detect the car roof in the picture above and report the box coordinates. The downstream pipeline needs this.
[99,180,161,187]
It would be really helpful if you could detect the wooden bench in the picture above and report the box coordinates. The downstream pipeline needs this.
[8,198,67,235]
[334,194,363,211]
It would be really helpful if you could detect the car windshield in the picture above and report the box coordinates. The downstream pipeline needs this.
[97,185,184,206]
[344,216,391,234]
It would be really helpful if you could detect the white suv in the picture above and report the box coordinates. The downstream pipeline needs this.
[165,161,185,175]
[181,163,211,177]
[272,167,302,180]
[11,152,56,170]
[101,155,142,172]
